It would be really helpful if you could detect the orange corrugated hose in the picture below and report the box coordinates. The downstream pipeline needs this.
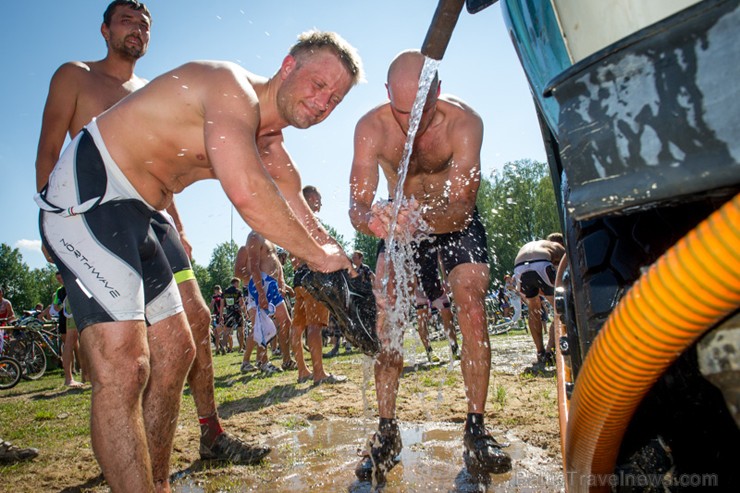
[564,193,740,493]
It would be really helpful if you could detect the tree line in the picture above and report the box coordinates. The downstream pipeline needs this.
[1,159,559,312]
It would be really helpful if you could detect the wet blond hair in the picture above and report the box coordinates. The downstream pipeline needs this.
[289,30,365,85]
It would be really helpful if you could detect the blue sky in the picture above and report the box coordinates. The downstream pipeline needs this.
[0,0,545,271]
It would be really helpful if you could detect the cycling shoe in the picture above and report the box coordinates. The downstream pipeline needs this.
[354,426,402,484]
[463,432,512,475]
[302,270,380,356]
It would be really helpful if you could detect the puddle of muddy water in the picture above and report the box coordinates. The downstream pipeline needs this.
[174,418,563,492]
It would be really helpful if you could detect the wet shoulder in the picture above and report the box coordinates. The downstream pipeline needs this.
[356,102,392,131]
[436,96,483,142]
[439,96,482,122]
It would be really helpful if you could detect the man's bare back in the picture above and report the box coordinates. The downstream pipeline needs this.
[94,62,256,210]
[514,240,565,265]
[96,50,351,218]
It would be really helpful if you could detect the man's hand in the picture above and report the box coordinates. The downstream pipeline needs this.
[307,243,353,273]
[395,197,423,236]
[367,198,423,239]
[258,292,269,311]
[368,201,393,238]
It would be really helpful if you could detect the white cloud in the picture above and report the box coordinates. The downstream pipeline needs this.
[15,239,42,253]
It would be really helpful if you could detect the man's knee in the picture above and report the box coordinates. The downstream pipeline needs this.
[457,294,486,322]
[96,353,151,395]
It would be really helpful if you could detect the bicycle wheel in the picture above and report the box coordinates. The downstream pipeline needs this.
[17,340,47,381]
[0,356,22,389]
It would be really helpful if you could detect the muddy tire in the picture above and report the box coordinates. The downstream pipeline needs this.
[562,197,724,379]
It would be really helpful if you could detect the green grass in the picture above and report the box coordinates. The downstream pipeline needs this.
[0,367,92,446]
[279,415,309,430]
[493,384,507,408]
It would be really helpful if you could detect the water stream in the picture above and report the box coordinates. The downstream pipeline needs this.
[381,56,441,353]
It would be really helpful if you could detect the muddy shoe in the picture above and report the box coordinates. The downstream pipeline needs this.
[200,432,271,464]
[450,343,460,361]
[260,362,283,375]
[302,270,380,356]
[544,350,556,367]
[536,350,548,367]
[355,426,403,483]
[313,374,347,386]
[0,440,39,464]
[463,432,512,475]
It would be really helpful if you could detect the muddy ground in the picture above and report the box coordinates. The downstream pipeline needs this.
[1,331,563,492]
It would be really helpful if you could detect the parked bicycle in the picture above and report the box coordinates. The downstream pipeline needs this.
[1,316,62,381]
[0,356,22,390]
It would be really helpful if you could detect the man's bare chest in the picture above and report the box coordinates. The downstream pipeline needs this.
[79,76,139,115]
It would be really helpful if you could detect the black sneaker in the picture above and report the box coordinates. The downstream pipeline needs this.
[544,350,556,367]
[463,432,512,475]
[302,270,380,356]
[355,426,403,484]
[536,350,548,366]
[0,440,39,464]
[200,432,271,465]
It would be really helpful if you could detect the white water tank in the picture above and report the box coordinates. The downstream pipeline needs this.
[551,0,701,62]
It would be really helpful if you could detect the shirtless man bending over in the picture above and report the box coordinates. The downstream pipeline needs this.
[513,233,565,366]
[36,27,361,492]
[349,49,511,482]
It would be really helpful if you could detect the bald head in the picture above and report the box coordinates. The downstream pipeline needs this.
[387,50,439,113]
